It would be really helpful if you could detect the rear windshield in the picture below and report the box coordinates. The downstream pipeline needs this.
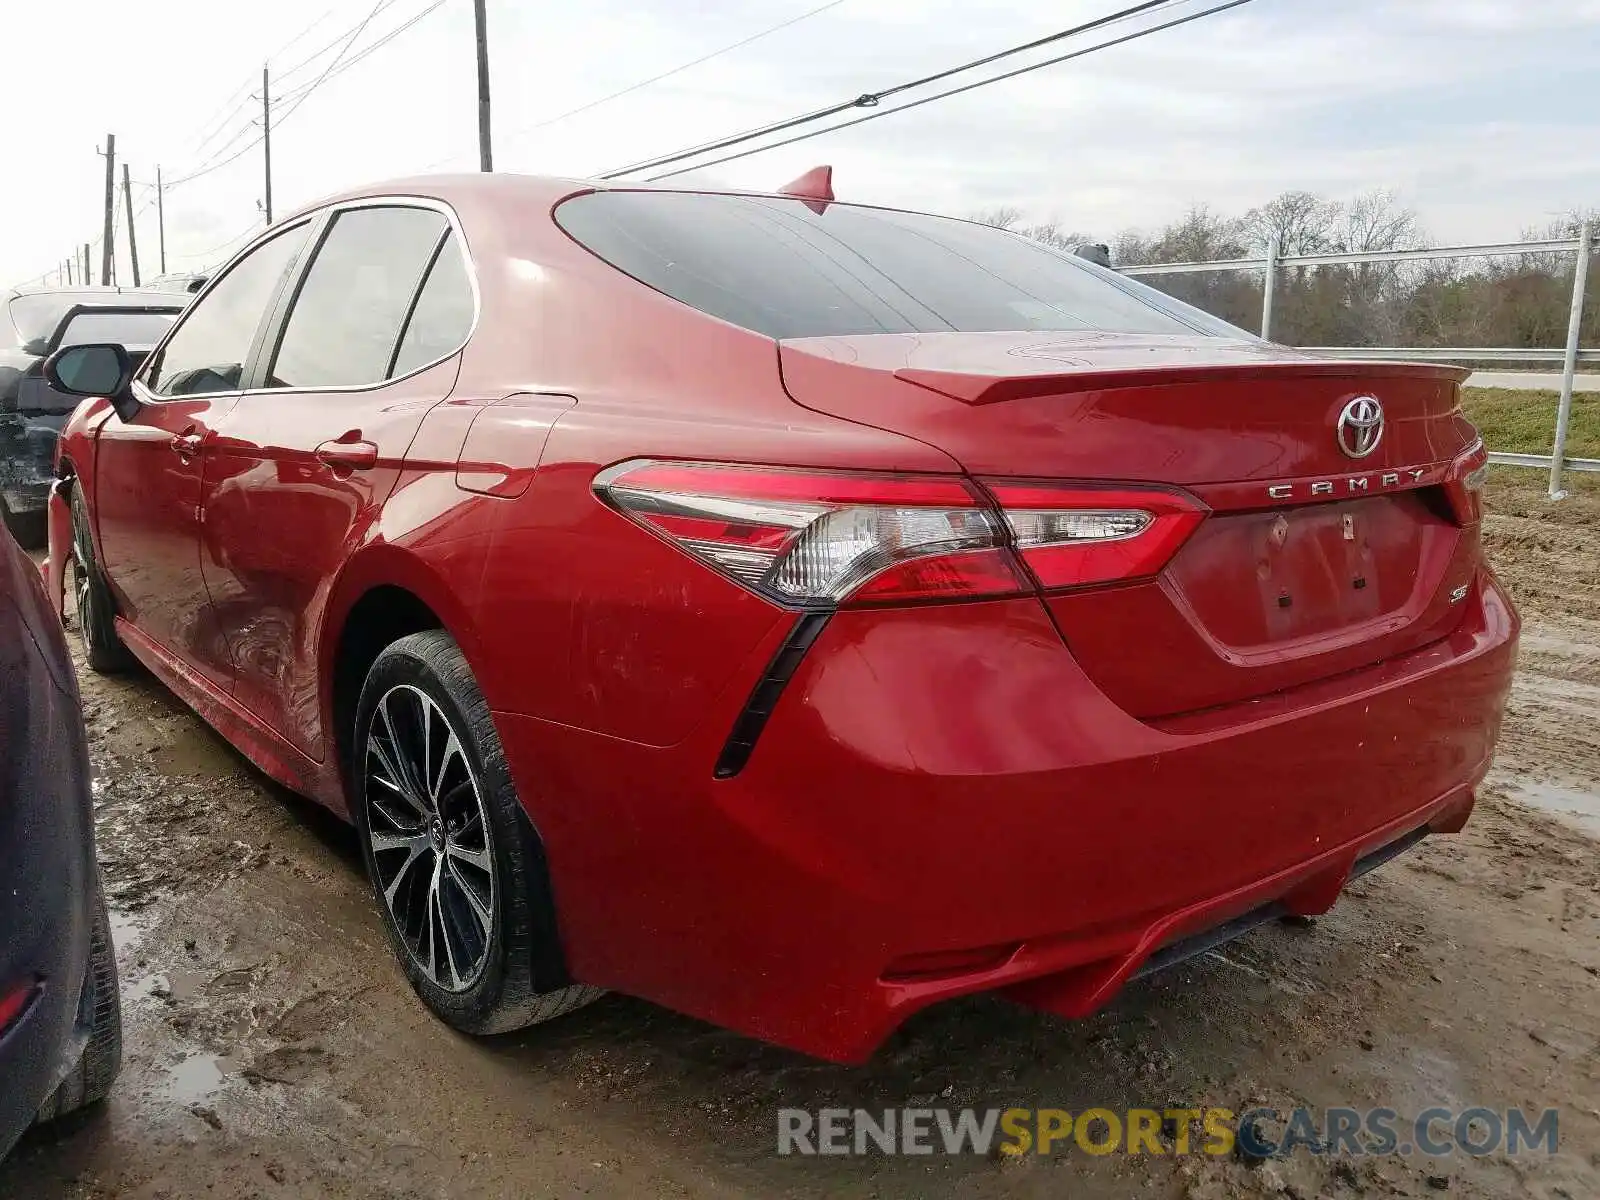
[7,294,71,342]
[7,294,179,347]
[555,191,1249,341]
[57,309,179,349]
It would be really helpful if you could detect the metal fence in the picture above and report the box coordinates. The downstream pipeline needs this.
[1120,225,1597,499]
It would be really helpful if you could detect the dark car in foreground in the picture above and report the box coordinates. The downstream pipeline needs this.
[1,524,120,1158]
[0,288,182,546]
[41,172,1515,1062]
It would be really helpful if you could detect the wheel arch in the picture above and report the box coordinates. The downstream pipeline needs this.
[51,402,116,603]
[326,568,584,999]
[321,543,490,801]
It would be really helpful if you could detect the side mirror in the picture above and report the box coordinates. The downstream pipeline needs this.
[43,343,140,422]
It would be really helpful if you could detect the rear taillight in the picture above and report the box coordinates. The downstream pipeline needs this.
[0,979,38,1036]
[595,460,1025,605]
[981,481,1208,591]
[595,460,1206,607]
[1443,439,1488,524]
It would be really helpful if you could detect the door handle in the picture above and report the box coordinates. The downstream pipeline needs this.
[170,430,205,459]
[314,438,379,471]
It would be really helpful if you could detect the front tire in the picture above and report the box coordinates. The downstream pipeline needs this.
[352,631,600,1034]
[68,485,132,674]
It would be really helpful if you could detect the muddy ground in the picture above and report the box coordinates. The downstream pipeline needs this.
[2,468,1598,1199]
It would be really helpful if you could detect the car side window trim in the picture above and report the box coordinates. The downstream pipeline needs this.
[384,230,452,380]
[241,209,338,393]
[238,195,480,397]
[134,216,319,404]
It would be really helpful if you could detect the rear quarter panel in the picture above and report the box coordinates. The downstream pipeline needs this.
[435,190,959,747]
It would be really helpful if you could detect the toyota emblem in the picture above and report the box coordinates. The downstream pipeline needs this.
[1336,395,1384,459]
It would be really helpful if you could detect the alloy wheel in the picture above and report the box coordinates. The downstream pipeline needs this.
[364,684,496,992]
[71,537,94,657]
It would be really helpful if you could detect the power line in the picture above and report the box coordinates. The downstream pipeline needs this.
[164,0,445,191]
[191,93,258,157]
[166,0,414,191]
[638,0,1259,182]
[272,0,409,86]
[499,0,848,146]
[601,0,1183,180]
[275,0,447,106]
[164,125,264,188]
[271,0,390,123]
[270,3,342,66]
[171,219,267,269]
[178,3,354,161]
[176,116,264,183]
[409,0,852,176]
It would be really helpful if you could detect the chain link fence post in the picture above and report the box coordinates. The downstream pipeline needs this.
[1549,221,1593,500]
[1260,238,1278,340]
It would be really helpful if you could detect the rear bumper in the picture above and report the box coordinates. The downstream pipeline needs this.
[0,410,63,517]
[497,569,1519,1062]
[1,479,50,516]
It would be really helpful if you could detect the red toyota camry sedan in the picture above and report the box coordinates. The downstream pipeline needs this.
[40,173,1517,1061]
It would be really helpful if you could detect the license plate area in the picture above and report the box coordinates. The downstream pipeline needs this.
[1165,493,1448,655]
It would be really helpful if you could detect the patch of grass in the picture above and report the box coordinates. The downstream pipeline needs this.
[1460,388,1600,458]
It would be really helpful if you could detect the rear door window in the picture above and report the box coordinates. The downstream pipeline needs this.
[265,206,450,389]
[555,191,1247,340]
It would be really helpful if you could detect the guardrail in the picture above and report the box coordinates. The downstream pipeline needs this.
[1121,227,1597,499]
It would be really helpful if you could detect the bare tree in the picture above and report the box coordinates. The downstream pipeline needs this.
[1021,220,1098,251]
[964,189,1589,352]
[1243,191,1341,256]
[1337,188,1424,254]
[1113,205,1258,326]
[968,205,1025,230]
[1141,203,1249,264]
[1329,190,1428,343]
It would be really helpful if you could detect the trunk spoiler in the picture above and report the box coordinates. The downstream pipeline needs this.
[894,359,1472,407]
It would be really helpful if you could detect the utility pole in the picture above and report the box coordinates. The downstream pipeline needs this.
[98,134,116,285]
[473,0,492,171]
[82,243,90,287]
[262,66,273,224]
[156,165,167,274]
[122,163,141,287]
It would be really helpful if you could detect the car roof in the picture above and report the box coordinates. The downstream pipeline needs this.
[290,172,595,214]
[279,171,830,227]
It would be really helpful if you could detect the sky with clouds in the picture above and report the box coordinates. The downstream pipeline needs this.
[4,0,1599,288]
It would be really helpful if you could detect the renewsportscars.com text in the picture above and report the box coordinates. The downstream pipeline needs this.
[776,1106,1560,1158]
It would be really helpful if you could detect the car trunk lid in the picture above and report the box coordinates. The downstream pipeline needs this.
[778,331,1484,718]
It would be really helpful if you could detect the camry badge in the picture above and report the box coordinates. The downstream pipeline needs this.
[1337,395,1385,459]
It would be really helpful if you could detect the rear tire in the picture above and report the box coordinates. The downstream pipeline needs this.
[352,630,601,1035]
[34,895,122,1124]
[68,484,132,674]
